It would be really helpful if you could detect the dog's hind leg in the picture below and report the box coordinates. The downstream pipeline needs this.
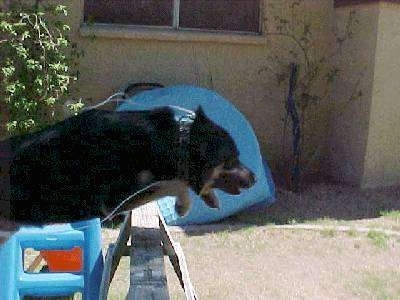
[173,185,191,217]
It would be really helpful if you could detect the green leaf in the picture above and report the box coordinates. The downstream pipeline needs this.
[2,65,16,77]
[6,121,18,132]
[55,5,68,16]
[21,30,30,40]
[23,119,35,130]
[44,97,56,106]
[1,3,83,135]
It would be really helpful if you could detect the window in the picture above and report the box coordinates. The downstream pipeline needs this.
[84,0,261,34]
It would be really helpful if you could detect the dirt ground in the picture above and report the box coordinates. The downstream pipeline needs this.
[105,183,400,299]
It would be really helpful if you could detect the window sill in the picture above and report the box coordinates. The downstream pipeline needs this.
[79,24,267,45]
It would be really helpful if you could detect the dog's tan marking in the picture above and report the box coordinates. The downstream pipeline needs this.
[199,164,224,196]
[199,164,224,208]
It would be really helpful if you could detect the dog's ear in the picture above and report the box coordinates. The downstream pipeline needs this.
[195,106,208,120]
[193,106,214,132]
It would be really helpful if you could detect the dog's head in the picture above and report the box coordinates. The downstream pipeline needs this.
[188,107,255,209]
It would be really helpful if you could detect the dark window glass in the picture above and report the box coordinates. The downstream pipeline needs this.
[179,0,260,32]
[84,0,260,33]
[84,0,173,26]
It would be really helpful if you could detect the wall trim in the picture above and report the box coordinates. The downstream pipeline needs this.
[335,0,400,7]
[80,23,267,45]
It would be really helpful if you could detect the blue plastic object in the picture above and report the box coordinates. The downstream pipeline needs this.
[118,85,275,225]
[0,218,103,299]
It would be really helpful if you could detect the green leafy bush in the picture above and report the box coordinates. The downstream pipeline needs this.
[0,2,82,135]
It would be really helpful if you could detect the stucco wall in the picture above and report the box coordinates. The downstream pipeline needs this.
[362,2,400,188]
[2,0,398,188]
[62,0,335,181]
[330,2,380,186]
[331,1,400,188]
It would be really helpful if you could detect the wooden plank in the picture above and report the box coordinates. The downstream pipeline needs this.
[99,243,115,300]
[159,214,198,300]
[128,203,169,300]
[110,212,131,281]
[173,243,198,300]
[99,212,131,300]
[130,201,160,228]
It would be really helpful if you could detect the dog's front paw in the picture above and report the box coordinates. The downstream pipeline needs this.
[200,190,220,209]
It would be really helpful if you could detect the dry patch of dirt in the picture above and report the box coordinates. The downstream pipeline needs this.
[104,183,400,299]
[167,227,400,299]
[269,183,399,225]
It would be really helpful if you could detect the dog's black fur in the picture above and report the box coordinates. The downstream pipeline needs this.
[1,106,255,226]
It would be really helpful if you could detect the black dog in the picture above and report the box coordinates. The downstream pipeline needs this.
[0,106,255,234]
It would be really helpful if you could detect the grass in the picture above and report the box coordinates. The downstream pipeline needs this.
[214,229,230,243]
[227,208,400,238]
[239,225,256,236]
[379,210,400,219]
[225,211,286,225]
[380,210,400,227]
[377,210,400,231]
[228,209,400,228]
[101,220,400,299]
[351,271,400,299]
[227,212,354,228]
[304,217,347,225]
[346,228,358,237]
[320,228,336,238]
[367,230,389,249]
[86,183,400,298]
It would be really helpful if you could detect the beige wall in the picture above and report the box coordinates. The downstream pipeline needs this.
[3,0,398,188]
[63,0,335,181]
[330,2,380,186]
[362,2,400,188]
[331,1,400,188]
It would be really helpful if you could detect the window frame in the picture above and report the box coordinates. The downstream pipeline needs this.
[84,0,263,36]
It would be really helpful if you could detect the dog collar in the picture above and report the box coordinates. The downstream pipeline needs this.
[177,111,196,180]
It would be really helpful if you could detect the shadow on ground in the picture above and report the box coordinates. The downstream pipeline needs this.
[180,183,400,236]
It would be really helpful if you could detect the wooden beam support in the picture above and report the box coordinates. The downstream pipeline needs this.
[102,202,198,299]
[159,213,198,300]
[128,203,169,300]
[100,212,131,300]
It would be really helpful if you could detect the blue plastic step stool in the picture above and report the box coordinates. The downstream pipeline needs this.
[0,218,103,299]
